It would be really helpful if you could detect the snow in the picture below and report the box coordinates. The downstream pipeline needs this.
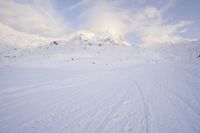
[0,26,200,133]
[1,62,200,133]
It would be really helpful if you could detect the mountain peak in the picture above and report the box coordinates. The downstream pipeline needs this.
[67,30,131,46]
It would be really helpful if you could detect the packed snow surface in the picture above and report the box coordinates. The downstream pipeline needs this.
[0,27,200,133]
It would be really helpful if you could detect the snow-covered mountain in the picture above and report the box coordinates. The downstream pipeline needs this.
[0,24,134,66]
[67,30,131,46]
[1,37,200,67]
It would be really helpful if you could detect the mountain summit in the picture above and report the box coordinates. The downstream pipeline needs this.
[67,30,131,46]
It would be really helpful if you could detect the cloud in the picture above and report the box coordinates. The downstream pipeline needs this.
[0,0,194,45]
[79,1,131,35]
[0,0,68,37]
[160,0,177,13]
[129,7,193,45]
[64,0,92,12]
[78,0,193,45]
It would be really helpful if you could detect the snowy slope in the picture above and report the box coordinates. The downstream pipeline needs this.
[0,62,200,133]
[1,38,199,67]
[0,24,200,133]
[147,40,200,61]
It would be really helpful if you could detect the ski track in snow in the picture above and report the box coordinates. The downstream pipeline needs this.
[131,79,149,133]
[0,63,200,133]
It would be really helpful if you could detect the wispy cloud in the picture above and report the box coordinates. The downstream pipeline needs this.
[129,6,193,44]
[63,0,92,12]
[0,0,68,37]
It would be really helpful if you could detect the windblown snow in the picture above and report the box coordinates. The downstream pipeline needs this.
[0,23,200,133]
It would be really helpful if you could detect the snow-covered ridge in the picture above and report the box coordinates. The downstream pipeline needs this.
[67,30,131,46]
[1,38,200,67]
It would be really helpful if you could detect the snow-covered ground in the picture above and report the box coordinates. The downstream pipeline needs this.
[0,26,200,132]
[1,61,200,133]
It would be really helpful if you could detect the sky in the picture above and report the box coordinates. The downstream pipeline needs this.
[0,0,200,45]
